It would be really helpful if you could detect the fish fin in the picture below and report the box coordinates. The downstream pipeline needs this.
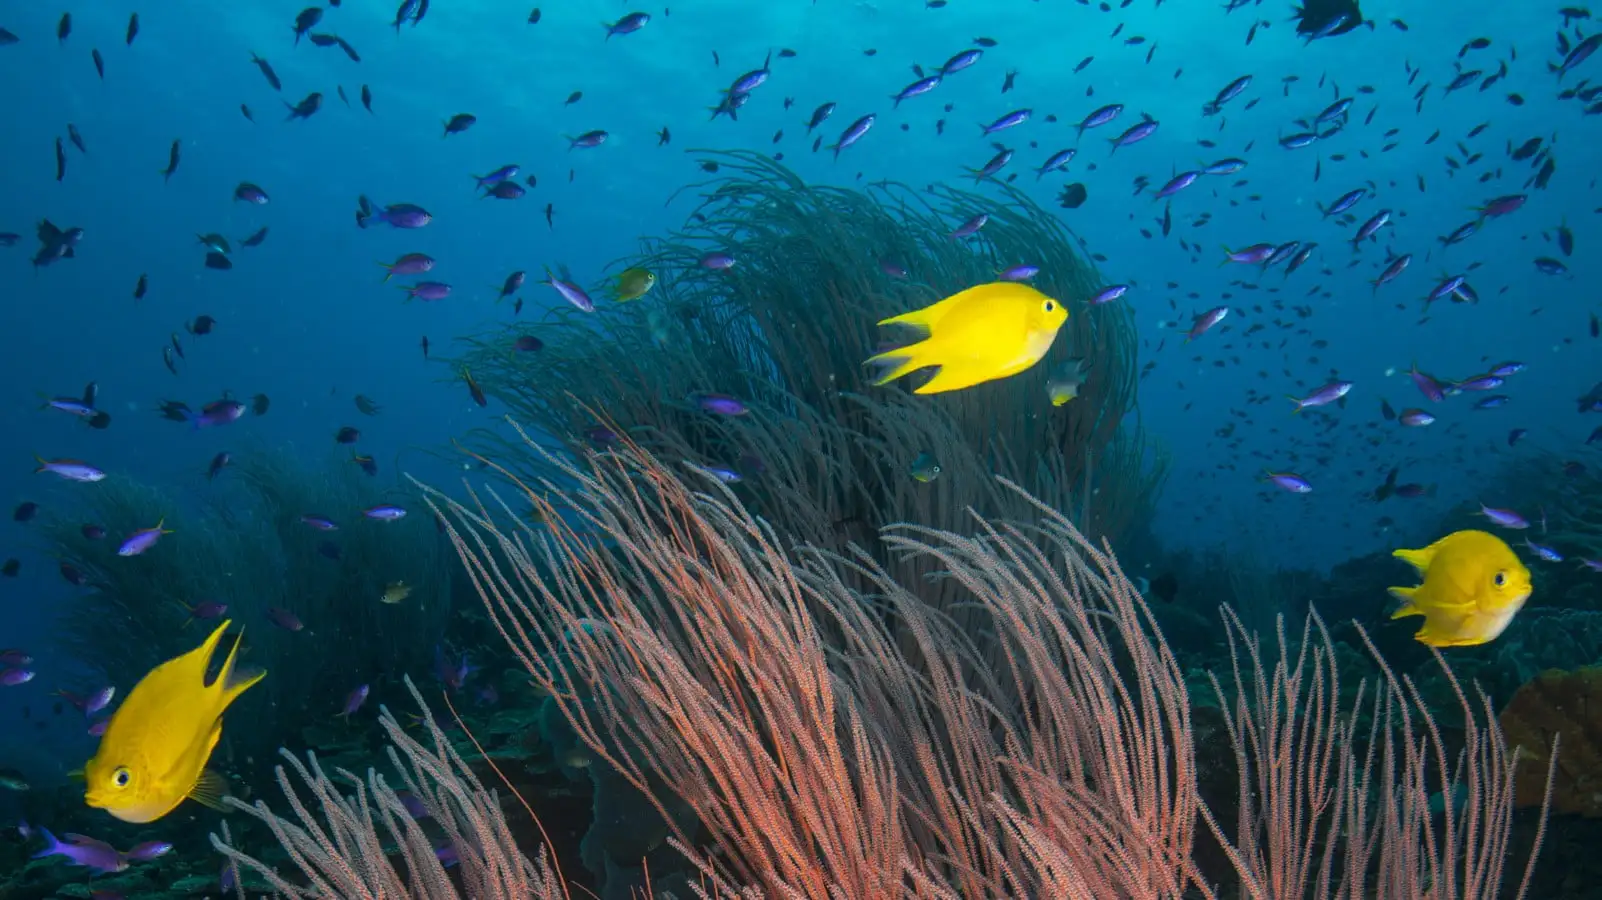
[877,291,969,333]
[913,359,991,395]
[1391,546,1434,574]
[865,338,939,387]
[188,768,231,812]
[65,767,85,781]
[30,827,62,858]
[1386,586,1420,618]
[215,628,267,708]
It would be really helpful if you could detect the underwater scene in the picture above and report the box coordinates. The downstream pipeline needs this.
[1,0,1601,896]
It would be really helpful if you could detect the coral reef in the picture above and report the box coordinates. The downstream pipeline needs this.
[1499,666,1600,817]
[455,151,1165,583]
[419,434,1550,899]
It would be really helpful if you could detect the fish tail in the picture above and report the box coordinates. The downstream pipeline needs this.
[376,261,393,281]
[1386,587,1422,619]
[865,339,935,388]
[1286,395,1305,414]
[31,827,62,859]
[215,625,266,708]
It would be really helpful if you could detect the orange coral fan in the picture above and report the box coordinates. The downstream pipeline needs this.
[1499,666,1602,816]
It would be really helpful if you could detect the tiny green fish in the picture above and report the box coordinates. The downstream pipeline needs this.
[909,451,942,483]
[613,266,657,302]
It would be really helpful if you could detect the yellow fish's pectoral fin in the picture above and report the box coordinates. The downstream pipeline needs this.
[1392,545,1435,575]
[188,768,232,812]
[1387,586,1421,618]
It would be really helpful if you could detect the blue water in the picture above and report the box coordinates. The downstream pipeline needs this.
[0,0,1594,808]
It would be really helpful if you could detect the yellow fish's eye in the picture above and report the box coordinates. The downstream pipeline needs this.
[1493,571,1506,587]
[1043,300,1056,313]
[112,767,132,789]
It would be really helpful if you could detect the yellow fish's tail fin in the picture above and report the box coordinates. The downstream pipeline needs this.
[865,338,939,388]
[1387,585,1422,619]
[1392,545,1435,575]
[188,768,232,812]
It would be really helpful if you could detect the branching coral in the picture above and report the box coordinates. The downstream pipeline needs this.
[453,151,1165,586]
[210,676,563,899]
[41,450,454,764]
[416,430,1550,899]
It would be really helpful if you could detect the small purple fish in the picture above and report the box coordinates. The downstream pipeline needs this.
[891,74,942,107]
[32,828,126,873]
[0,650,32,667]
[604,11,649,38]
[1186,306,1229,342]
[1154,171,1200,199]
[1109,119,1158,150]
[117,520,172,557]
[83,686,115,715]
[378,252,435,281]
[693,393,749,416]
[1,668,35,686]
[1287,381,1353,413]
[339,684,369,718]
[124,840,172,861]
[543,271,595,312]
[830,114,875,159]
[1398,409,1435,427]
[980,108,1031,134]
[566,130,608,149]
[266,607,305,632]
[363,505,408,521]
[949,212,989,239]
[1263,471,1313,494]
[300,514,338,531]
[1223,243,1276,264]
[1088,284,1128,305]
[1407,363,1445,402]
[699,252,736,270]
[35,457,105,482]
[999,264,1040,281]
[1479,504,1529,529]
[398,281,451,302]
[356,200,431,229]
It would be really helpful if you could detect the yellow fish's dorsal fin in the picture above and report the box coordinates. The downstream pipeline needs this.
[876,289,973,333]
[1392,545,1435,575]
[188,768,232,812]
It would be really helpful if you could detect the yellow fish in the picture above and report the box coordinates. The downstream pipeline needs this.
[83,620,264,823]
[1387,530,1531,647]
[381,580,412,604]
[865,282,1068,394]
[612,267,657,302]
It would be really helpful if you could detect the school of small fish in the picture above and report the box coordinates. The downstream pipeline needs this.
[1,0,1601,865]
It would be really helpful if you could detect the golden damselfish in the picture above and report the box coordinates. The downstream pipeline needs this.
[1387,530,1531,648]
[83,620,265,823]
[865,282,1068,394]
